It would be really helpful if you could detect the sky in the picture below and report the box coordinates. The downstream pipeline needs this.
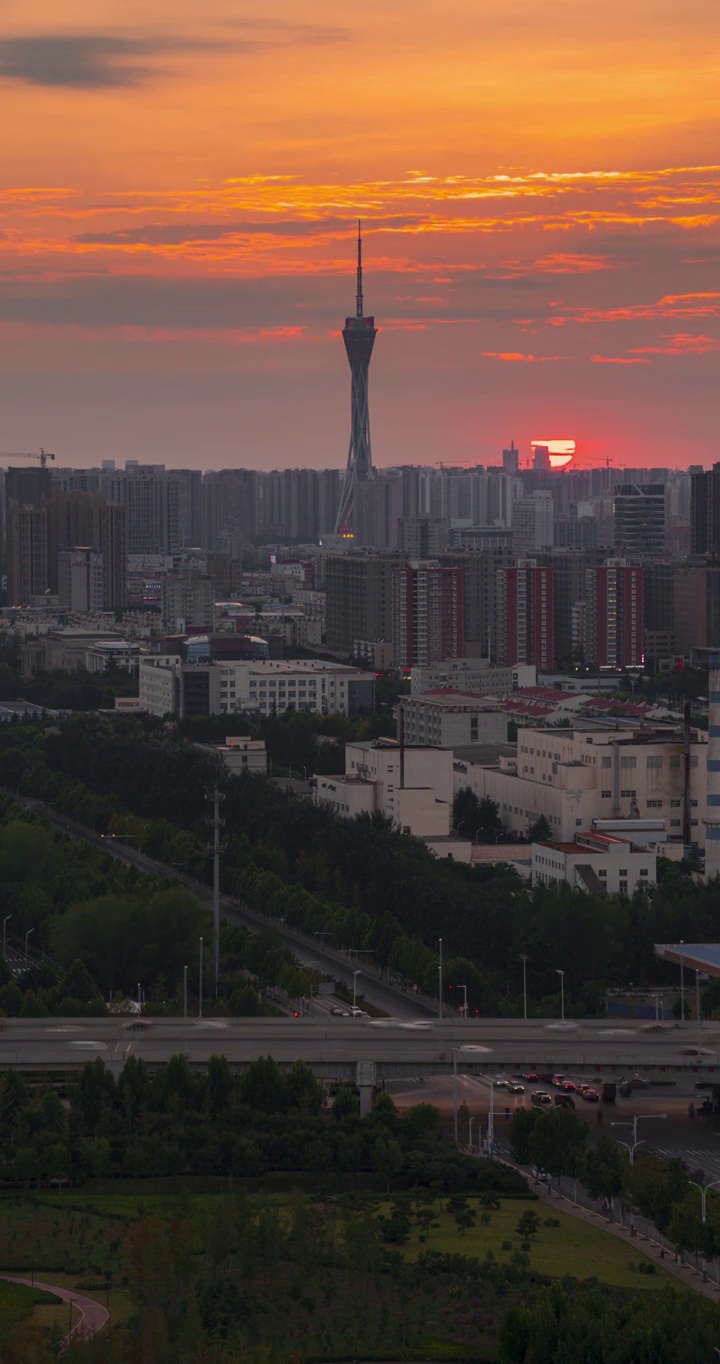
[1,0,720,470]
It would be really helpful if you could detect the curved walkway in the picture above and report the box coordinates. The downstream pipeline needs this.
[0,1274,109,1345]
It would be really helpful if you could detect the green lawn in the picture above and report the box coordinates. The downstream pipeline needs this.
[0,1280,63,1342]
[399,1198,676,1291]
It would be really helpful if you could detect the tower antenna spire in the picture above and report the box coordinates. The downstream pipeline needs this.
[356,219,363,318]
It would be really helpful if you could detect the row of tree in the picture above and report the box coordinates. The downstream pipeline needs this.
[3,715,719,1014]
[509,1104,720,1264]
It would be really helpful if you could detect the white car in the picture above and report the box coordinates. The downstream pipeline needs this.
[349,1006,370,1019]
[494,1077,510,1089]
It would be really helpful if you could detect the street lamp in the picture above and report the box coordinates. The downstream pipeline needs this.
[2,914,11,958]
[199,936,204,1019]
[680,939,685,1021]
[352,969,362,1010]
[611,1113,667,1164]
[520,954,528,1021]
[469,1114,474,1150]
[556,968,565,1021]
[438,937,443,1021]
[688,1177,720,1281]
[25,927,35,963]
[183,964,188,1020]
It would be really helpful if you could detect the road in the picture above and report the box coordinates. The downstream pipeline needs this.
[16,797,434,1021]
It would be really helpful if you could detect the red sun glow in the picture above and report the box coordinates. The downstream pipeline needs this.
[531,439,576,468]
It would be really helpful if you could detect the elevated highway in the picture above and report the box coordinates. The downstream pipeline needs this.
[1,1017,718,1115]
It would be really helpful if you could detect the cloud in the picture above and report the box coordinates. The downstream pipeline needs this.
[0,33,228,89]
[591,354,650,364]
[481,351,563,363]
[74,216,419,246]
[628,331,720,355]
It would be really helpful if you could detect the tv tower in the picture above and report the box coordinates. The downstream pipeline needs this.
[334,221,378,534]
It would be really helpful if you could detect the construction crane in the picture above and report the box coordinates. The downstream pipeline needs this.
[0,448,55,468]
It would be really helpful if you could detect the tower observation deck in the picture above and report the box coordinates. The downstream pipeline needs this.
[334,221,377,534]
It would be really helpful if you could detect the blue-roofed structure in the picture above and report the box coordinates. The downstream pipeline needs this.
[655,942,720,977]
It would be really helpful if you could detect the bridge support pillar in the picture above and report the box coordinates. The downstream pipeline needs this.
[356,1060,376,1117]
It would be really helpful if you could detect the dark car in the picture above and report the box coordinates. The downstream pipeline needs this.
[524,1072,539,1082]
[531,1090,553,1107]
[582,1088,600,1102]
[562,1080,576,1092]
[554,1093,576,1109]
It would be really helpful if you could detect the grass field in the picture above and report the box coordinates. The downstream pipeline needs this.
[398,1197,676,1291]
[0,1280,65,1343]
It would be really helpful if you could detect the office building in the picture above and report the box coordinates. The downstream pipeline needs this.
[533,831,656,895]
[691,463,720,556]
[315,738,454,840]
[496,563,555,670]
[399,692,507,747]
[410,657,514,696]
[391,562,464,669]
[503,440,519,475]
[140,656,374,719]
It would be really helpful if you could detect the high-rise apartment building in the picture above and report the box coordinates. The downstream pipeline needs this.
[503,440,519,475]
[512,491,554,556]
[325,551,406,653]
[101,466,178,556]
[391,562,464,669]
[58,548,104,613]
[440,547,514,657]
[614,484,665,557]
[8,506,48,605]
[691,464,720,557]
[496,562,555,669]
[398,516,446,557]
[584,562,643,668]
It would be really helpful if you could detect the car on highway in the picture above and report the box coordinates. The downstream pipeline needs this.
[554,1093,575,1109]
[507,1081,525,1094]
[531,1090,553,1106]
[551,1074,565,1087]
[349,1007,370,1019]
[581,1087,599,1102]
[330,1006,349,1016]
[494,1077,510,1089]
[561,1080,576,1092]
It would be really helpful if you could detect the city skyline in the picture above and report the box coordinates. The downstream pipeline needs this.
[1,1,719,467]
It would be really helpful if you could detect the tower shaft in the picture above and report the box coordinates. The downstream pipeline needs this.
[335,222,377,534]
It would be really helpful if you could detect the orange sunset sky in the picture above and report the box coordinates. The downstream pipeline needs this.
[1,0,720,468]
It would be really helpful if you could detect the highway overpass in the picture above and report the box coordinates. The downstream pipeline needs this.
[2,1016,719,1113]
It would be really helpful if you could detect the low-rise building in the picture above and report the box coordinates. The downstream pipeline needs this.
[532,831,657,895]
[197,735,268,775]
[410,658,514,695]
[139,655,374,719]
[399,692,507,748]
[314,738,454,841]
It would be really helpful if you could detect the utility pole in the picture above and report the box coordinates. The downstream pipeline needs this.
[206,786,225,999]
[438,937,443,1020]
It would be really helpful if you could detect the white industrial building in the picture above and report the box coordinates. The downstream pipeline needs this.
[315,738,455,841]
[197,735,268,775]
[454,724,708,844]
[399,692,507,748]
[532,831,657,895]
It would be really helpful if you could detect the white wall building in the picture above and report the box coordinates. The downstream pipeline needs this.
[58,548,103,614]
[410,658,514,696]
[532,831,657,895]
[315,738,454,839]
[454,724,708,844]
[140,655,374,719]
[198,735,268,775]
[400,692,507,748]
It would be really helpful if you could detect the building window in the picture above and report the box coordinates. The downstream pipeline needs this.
[670,819,681,827]
[576,818,582,826]
[602,756,611,769]
[647,756,662,769]
[670,799,681,808]
[620,789,636,798]
[620,756,636,770]
[647,800,662,808]
[619,881,628,896]
[602,790,612,798]
[640,868,648,876]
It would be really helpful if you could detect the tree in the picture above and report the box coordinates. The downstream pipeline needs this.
[508,1106,544,1164]
[528,1108,588,1184]
[515,1209,541,1240]
[414,1195,439,1239]
[371,1135,403,1190]
[378,1202,411,1244]
[527,815,552,843]
[582,1135,625,1203]
[332,1085,360,1120]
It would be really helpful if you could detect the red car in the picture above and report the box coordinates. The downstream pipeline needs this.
[562,1081,576,1092]
[523,1072,539,1082]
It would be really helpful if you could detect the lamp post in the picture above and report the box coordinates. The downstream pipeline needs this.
[688,1177,720,1281]
[488,1079,495,1156]
[469,1115,474,1150]
[520,954,528,1021]
[352,969,361,1010]
[696,968,702,1030]
[556,968,565,1021]
[2,914,11,958]
[183,964,188,1020]
[611,1113,667,1164]
[680,939,685,1021]
[453,1048,458,1143]
[455,984,468,1018]
[25,927,35,963]
[438,936,443,1021]
[199,936,203,1019]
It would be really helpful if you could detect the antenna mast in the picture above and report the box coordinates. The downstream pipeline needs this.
[356,219,363,318]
